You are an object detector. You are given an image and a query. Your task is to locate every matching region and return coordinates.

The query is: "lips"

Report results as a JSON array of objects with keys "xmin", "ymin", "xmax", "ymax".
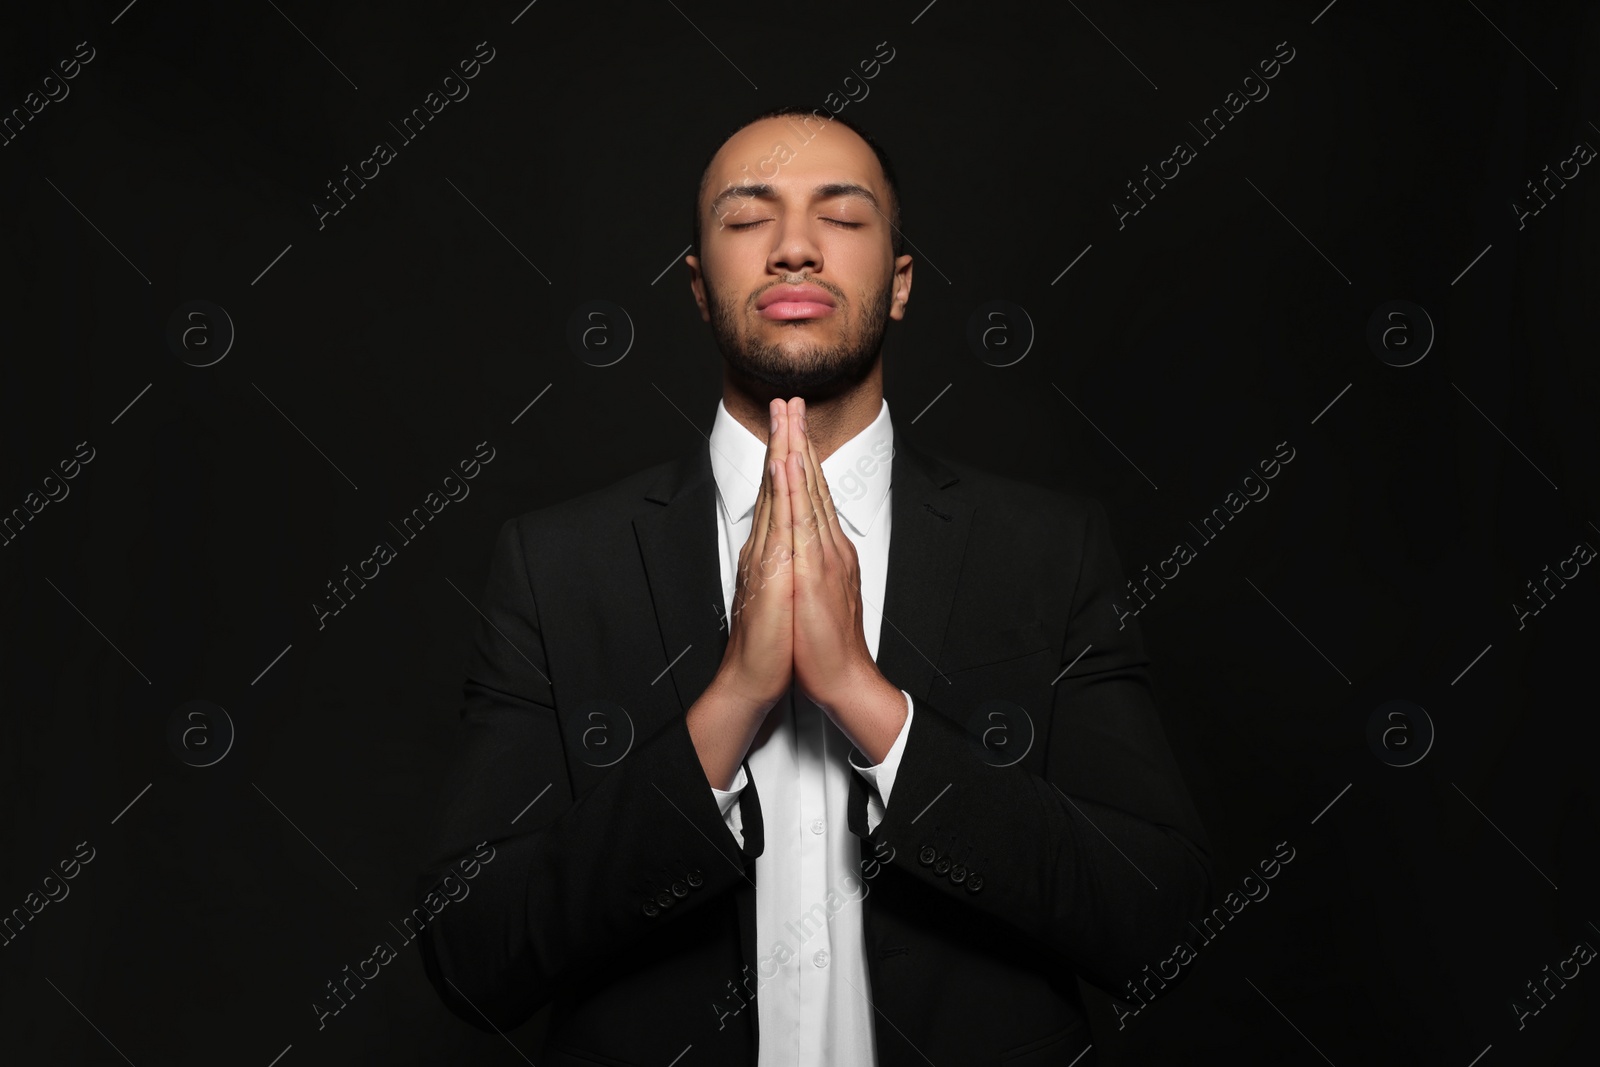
[{"xmin": 757, "ymin": 284, "xmax": 836, "ymax": 320}]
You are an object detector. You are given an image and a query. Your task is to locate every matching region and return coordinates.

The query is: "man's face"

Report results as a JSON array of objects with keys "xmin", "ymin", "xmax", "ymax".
[{"xmin": 688, "ymin": 116, "xmax": 912, "ymax": 398}]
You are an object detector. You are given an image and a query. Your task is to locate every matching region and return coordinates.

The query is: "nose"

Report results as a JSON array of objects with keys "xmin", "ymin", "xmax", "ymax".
[{"xmin": 766, "ymin": 215, "xmax": 822, "ymax": 276}]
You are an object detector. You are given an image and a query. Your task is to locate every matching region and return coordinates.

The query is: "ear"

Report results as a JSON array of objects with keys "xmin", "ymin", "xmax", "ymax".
[
  {"xmin": 686, "ymin": 253, "xmax": 711, "ymax": 322},
  {"xmin": 889, "ymin": 254, "xmax": 913, "ymax": 321}
]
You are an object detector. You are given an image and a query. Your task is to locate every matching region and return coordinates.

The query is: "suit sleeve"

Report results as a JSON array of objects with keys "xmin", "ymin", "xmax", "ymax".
[
  {"xmin": 854, "ymin": 498, "xmax": 1214, "ymax": 996},
  {"xmin": 414, "ymin": 516, "xmax": 762, "ymax": 1032}
]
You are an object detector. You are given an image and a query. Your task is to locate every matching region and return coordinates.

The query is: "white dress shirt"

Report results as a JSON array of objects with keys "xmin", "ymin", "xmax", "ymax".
[{"xmin": 705, "ymin": 396, "xmax": 915, "ymax": 1066}]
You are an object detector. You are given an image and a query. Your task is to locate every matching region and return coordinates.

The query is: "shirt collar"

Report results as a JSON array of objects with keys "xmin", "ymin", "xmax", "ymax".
[{"xmin": 708, "ymin": 397, "xmax": 894, "ymax": 538}]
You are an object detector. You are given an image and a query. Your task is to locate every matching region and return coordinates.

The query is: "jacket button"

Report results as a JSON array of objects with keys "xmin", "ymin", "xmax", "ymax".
[
  {"xmin": 686, "ymin": 869, "xmax": 703, "ymax": 887},
  {"xmin": 966, "ymin": 873, "xmax": 983, "ymax": 893},
  {"xmin": 950, "ymin": 864, "xmax": 966, "ymax": 884},
  {"xmin": 919, "ymin": 846, "xmax": 937, "ymax": 866},
  {"xmin": 671, "ymin": 881, "xmax": 688, "ymax": 898},
  {"xmin": 934, "ymin": 857, "xmax": 952, "ymax": 876},
  {"xmin": 643, "ymin": 901, "xmax": 659, "ymax": 917},
  {"xmin": 656, "ymin": 891, "xmax": 675, "ymax": 909}
]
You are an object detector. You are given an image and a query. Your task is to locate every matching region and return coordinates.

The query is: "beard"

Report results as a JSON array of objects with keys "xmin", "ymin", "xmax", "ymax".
[{"xmin": 706, "ymin": 274, "xmax": 892, "ymax": 399}]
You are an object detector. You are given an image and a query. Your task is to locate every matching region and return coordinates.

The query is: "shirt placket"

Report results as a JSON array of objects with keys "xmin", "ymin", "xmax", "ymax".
[{"xmin": 795, "ymin": 680, "xmax": 830, "ymax": 1065}]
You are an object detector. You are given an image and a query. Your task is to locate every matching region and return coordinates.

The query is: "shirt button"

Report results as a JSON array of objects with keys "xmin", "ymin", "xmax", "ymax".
[
  {"xmin": 813, "ymin": 950, "xmax": 829, "ymax": 968},
  {"xmin": 811, "ymin": 818, "xmax": 826, "ymax": 834}
]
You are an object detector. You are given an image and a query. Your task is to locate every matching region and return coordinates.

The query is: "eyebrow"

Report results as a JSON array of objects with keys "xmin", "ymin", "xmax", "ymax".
[{"xmin": 708, "ymin": 181, "xmax": 881, "ymax": 217}]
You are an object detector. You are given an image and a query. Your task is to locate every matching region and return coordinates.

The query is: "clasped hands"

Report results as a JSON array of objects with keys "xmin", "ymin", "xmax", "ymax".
[{"xmin": 718, "ymin": 397, "xmax": 906, "ymax": 762}]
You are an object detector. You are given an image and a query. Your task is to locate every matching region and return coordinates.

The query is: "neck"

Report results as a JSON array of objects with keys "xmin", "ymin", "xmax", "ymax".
[{"xmin": 721, "ymin": 362, "xmax": 884, "ymax": 463}]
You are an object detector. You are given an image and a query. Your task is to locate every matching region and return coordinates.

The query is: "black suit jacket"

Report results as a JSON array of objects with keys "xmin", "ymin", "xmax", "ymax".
[{"xmin": 415, "ymin": 429, "xmax": 1214, "ymax": 1066}]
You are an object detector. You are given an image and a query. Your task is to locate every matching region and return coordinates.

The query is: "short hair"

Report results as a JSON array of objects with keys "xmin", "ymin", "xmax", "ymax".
[{"xmin": 692, "ymin": 105, "xmax": 905, "ymax": 259}]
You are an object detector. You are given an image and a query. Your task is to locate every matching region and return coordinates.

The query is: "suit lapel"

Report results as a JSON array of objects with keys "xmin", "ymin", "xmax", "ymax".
[
  {"xmin": 632, "ymin": 442, "xmax": 729, "ymax": 726},
  {"xmin": 873, "ymin": 426, "xmax": 973, "ymax": 704}
]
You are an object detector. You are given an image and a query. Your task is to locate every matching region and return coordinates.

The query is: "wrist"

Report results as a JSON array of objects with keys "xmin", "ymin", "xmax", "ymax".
[
  {"xmin": 814, "ymin": 660, "xmax": 893, "ymax": 719},
  {"xmin": 707, "ymin": 666, "xmax": 781, "ymax": 720},
  {"xmin": 818, "ymin": 663, "xmax": 906, "ymax": 765}
]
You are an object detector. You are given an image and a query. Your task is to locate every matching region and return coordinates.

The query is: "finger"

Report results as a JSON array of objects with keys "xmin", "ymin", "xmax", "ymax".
[
  {"xmin": 771, "ymin": 451, "xmax": 794, "ymax": 583},
  {"xmin": 806, "ymin": 425, "xmax": 844, "ymax": 544},
  {"xmin": 757, "ymin": 460, "xmax": 786, "ymax": 584},
  {"xmin": 766, "ymin": 401, "xmax": 792, "ymax": 531},
  {"xmin": 750, "ymin": 400, "xmax": 787, "ymax": 562},
  {"xmin": 739, "ymin": 504, "xmax": 766, "ymax": 627},
  {"xmin": 738, "ymin": 468, "xmax": 768, "ymax": 623},
  {"xmin": 784, "ymin": 400, "xmax": 818, "ymax": 561},
  {"xmin": 786, "ymin": 445, "xmax": 820, "ymax": 578},
  {"xmin": 788, "ymin": 402, "xmax": 832, "ymax": 564},
  {"xmin": 795, "ymin": 402, "xmax": 843, "ymax": 557},
  {"xmin": 748, "ymin": 450, "xmax": 773, "ymax": 570},
  {"xmin": 769, "ymin": 403, "xmax": 796, "ymax": 564}
]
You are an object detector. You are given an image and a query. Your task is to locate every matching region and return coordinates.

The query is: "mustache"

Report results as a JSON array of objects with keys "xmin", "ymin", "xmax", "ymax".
[{"xmin": 749, "ymin": 279, "xmax": 846, "ymax": 308}]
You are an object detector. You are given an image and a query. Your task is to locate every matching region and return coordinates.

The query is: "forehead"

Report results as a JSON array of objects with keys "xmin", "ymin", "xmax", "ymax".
[{"xmin": 702, "ymin": 116, "xmax": 886, "ymax": 207}]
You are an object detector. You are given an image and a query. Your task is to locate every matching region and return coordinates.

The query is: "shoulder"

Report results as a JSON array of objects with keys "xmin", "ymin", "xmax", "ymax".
[
  {"xmin": 495, "ymin": 452, "xmax": 689, "ymax": 555},
  {"xmin": 927, "ymin": 449, "xmax": 1106, "ymax": 535}
]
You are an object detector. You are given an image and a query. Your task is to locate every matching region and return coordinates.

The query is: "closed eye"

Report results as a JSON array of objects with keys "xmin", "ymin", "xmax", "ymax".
[{"xmin": 727, "ymin": 219, "xmax": 863, "ymax": 230}]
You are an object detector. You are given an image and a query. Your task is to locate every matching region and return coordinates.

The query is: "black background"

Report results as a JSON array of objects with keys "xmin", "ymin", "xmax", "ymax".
[{"xmin": 2, "ymin": 0, "xmax": 1597, "ymax": 1063}]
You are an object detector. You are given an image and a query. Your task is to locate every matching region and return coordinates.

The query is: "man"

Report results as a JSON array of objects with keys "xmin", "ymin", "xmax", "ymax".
[{"xmin": 415, "ymin": 106, "xmax": 1214, "ymax": 1066}]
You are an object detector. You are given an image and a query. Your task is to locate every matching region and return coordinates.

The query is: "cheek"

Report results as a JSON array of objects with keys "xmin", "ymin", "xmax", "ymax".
[
  {"xmin": 708, "ymin": 259, "xmax": 769, "ymax": 312},
  {"xmin": 699, "ymin": 268, "xmax": 740, "ymax": 314}
]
